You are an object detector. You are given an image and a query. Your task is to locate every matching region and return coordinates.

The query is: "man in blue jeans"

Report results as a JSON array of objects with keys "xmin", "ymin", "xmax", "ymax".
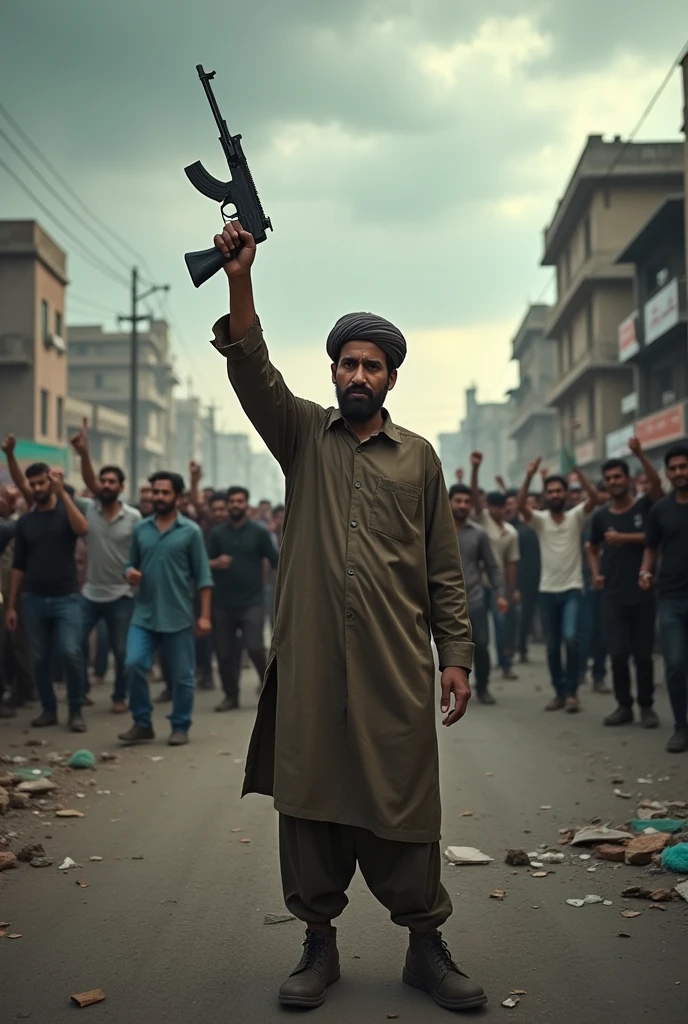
[
  {"xmin": 118, "ymin": 471, "xmax": 213, "ymax": 747},
  {"xmin": 640, "ymin": 443, "xmax": 688, "ymax": 753},
  {"xmin": 5, "ymin": 462, "xmax": 89, "ymax": 732},
  {"xmin": 70, "ymin": 418, "xmax": 141, "ymax": 713},
  {"xmin": 518, "ymin": 456, "xmax": 600, "ymax": 713}
]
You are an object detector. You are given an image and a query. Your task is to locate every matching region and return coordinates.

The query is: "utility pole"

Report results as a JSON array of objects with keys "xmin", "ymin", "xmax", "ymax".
[
  {"xmin": 118, "ymin": 267, "xmax": 169, "ymax": 500},
  {"xmin": 207, "ymin": 402, "xmax": 218, "ymax": 486}
]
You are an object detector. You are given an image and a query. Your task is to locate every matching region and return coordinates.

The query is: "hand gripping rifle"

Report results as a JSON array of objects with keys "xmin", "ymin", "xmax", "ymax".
[{"xmin": 184, "ymin": 65, "xmax": 272, "ymax": 288}]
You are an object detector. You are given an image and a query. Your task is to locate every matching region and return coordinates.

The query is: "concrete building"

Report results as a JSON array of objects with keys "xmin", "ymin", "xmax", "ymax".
[
  {"xmin": 541, "ymin": 135, "xmax": 684, "ymax": 476},
  {"xmin": 508, "ymin": 304, "xmax": 558, "ymax": 482},
  {"xmin": 0, "ymin": 221, "xmax": 68, "ymax": 455},
  {"xmin": 174, "ymin": 396, "xmax": 204, "ymax": 476},
  {"xmin": 611, "ymin": 193, "xmax": 687, "ymax": 464},
  {"xmin": 439, "ymin": 386, "xmax": 516, "ymax": 488},
  {"xmin": 67, "ymin": 319, "xmax": 178, "ymax": 487},
  {"xmin": 64, "ymin": 397, "xmax": 129, "ymax": 488},
  {"xmin": 202, "ymin": 427, "xmax": 251, "ymax": 491},
  {"xmin": 248, "ymin": 449, "xmax": 284, "ymax": 506}
]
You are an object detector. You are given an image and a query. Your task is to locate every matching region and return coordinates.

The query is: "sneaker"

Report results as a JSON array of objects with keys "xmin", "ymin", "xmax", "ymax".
[
  {"xmin": 592, "ymin": 679, "xmax": 611, "ymax": 695},
  {"xmin": 82, "ymin": 695, "xmax": 96, "ymax": 707},
  {"xmin": 639, "ymin": 707, "xmax": 659, "ymax": 730},
  {"xmin": 403, "ymin": 930, "xmax": 487, "ymax": 1011},
  {"xmin": 666, "ymin": 727, "xmax": 688, "ymax": 754},
  {"xmin": 604, "ymin": 706, "xmax": 634, "ymax": 727},
  {"xmin": 278, "ymin": 928, "xmax": 340, "ymax": 1008},
  {"xmin": 501, "ymin": 668, "xmax": 518, "ymax": 680},
  {"xmin": 545, "ymin": 697, "xmax": 565, "ymax": 711},
  {"xmin": 476, "ymin": 690, "xmax": 497, "ymax": 705},
  {"xmin": 215, "ymin": 695, "xmax": 239, "ymax": 712},
  {"xmin": 68, "ymin": 711, "xmax": 87, "ymax": 733},
  {"xmin": 168, "ymin": 730, "xmax": 189, "ymax": 746},
  {"xmin": 565, "ymin": 696, "xmax": 581, "ymax": 714},
  {"xmin": 111, "ymin": 700, "xmax": 128, "ymax": 714},
  {"xmin": 156, "ymin": 687, "xmax": 172, "ymax": 703},
  {"xmin": 118, "ymin": 724, "xmax": 155, "ymax": 745},
  {"xmin": 31, "ymin": 709, "xmax": 58, "ymax": 728}
]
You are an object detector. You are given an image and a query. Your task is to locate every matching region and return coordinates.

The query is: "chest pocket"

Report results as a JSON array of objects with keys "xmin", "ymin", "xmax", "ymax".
[{"xmin": 369, "ymin": 477, "xmax": 422, "ymax": 544}]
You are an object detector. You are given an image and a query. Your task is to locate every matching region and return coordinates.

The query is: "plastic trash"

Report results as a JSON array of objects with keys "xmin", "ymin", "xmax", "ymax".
[{"xmin": 660, "ymin": 843, "xmax": 688, "ymax": 873}]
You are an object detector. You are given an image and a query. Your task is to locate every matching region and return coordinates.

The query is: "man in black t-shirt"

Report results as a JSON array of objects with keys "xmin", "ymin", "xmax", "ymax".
[
  {"xmin": 641, "ymin": 443, "xmax": 688, "ymax": 754},
  {"xmin": 588, "ymin": 439, "xmax": 664, "ymax": 730},
  {"xmin": 6, "ymin": 463, "xmax": 89, "ymax": 732}
]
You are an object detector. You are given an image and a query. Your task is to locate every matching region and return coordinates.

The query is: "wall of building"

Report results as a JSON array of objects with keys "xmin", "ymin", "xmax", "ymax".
[{"xmin": 33, "ymin": 260, "xmax": 67, "ymax": 446}]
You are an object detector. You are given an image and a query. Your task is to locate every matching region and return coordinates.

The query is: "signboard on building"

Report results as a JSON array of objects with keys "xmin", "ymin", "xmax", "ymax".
[
  {"xmin": 574, "ymin": 439, "xmax": 596, "ymax": 466},
  {"xmin": 620, "ymin": 392, "xmax": 638, "ymax": 415},
  {"xmin": 618, "ymin": 312, "xmax": 639, "ymax": 362},
  {"xmin": 644, "ymin": 278, "xmax": 679, "ymax": 346},
  {"xmin": 605, "ymin": 427, "xmax": 632, "ymax": 459},
  {"xmin": 635, "ymin": 401, "xmax": 686, "ymax": 450}
]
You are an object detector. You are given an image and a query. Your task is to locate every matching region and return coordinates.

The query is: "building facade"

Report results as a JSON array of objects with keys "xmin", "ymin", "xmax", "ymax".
[
  {"xmin": 508, "ymin": 304, "xmax": 558, "ymax": 482},
  {"xmin": 0, "ymin": 220, "xmax": 68, "ymax": 450},
  {"xmin": 439, "ymin": 386, "xmax": 516, "ymax": 488},
  {"xmin": 67, "ymin": 319, "xmax": 178, "ymax": 487},
  {"xmin": 174, "ymin": 396, "xmax": 204, "ymax": 476},
  {"xmin": 541, "ymin": 136, "xmax": 684, "ymax": 476},
  {"xmin": 65, "ymin": 397, "xmax": 129, "ymax": 489}
]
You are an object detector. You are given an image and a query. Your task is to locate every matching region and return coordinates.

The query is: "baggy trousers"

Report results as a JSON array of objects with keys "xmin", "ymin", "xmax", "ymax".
[{"xmin": 279, "ymin": 814, "xmax": 452, "ymax": 932}]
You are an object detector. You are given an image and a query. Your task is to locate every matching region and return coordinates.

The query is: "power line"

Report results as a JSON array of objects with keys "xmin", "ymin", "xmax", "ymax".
[
  {"xmin": 0, "ymin": 153, "xmax": 130, "ymax": 289},
  {"xmin": 0, "ymin": 100, "xmax": 154, "ymax": 279},
  {"xmin": 68, "ymin": 293, "xmax": 121, "ymax": 316}
]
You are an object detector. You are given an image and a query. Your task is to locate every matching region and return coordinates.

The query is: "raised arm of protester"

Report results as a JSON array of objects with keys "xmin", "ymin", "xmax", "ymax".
[
  {"xmin": 517, "ymin": 456, "xmax": 541, "ymax": 523},
  {"xmin": 52, "ymin": 470, "xmax": 89, "ymax": 537},
  {"xmin": 189, "ymin": 461, "xmax": 203, "ymax": 511},
  {"xmin": 70, "ymin": 418, "xmax": 100, "ymax": 496},
  {"xmin": 569, "ymin": 462, "xmax": 600, "ymax": 515},
  {"xmin": 628, "ymin": 436, "xmax": 664, "ymax": 501},
  {"xmin": 469, "ymin": 451, "xmax": 483, "ymax": 514},
  {"xmin": 1, "ymin": 434, "xmax": 32, "ymax": 505}
]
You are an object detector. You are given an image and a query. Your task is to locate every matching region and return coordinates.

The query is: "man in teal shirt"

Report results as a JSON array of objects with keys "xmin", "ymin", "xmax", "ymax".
[{"xmin": 119, "ymin": 471, "xmax": 213, "ymax": 747}]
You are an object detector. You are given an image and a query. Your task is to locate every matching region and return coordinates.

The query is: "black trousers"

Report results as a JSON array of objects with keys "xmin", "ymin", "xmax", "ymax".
[
  {"xmin": 212, "ymin": 605, "xmax": 266, "ymax": 698},
  {"xmin": 518, "ymin": 582, "xmax": 539, "ymax": 656},
  {"xmin": 468, "ymin": 602, "xmax": 490, "ymax": 692},
  {"xmin": 602, "ymin": 598, "xmax": 655, "ymax": 708}
]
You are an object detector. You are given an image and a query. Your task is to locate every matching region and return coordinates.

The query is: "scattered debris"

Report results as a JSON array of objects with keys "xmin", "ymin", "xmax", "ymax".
[
  {"xmin": 240, "ymin": 838, "xmax": 252, "ymax": 844},
  {"xmin": 538, "ymin": 852, "xmax": 565, "ymax": 864},
  {"xmin": 0, "ymin": 786, "xmax": 10, "ymax": 815},
  {"xmin": 489, "ymin": 890, "xmax": 507, "ymax": 900},
  {"xmin": 16, "ymin": 778, "xmax": 57, "ymax": 795},
  {"xmin": 58, "ymin": 857, "xmax": 78, "ymax": 871},
  {"xmin": 17, "ymin": 844, "xmax": 44, "ymax": 863},
  {"xmin": 620, "ymin": 910, "xmax": 642, "ymax": 919},
  {"xmin": 230, "ymin": 828, "xmax": 243, "ymax": 834},
  {"xmin": 8, "ymin": 933, "xmax": 22, "ymax": 939},
  {"xmin": 674, "ymin": 881, "xmax": 688, "ymax": 902},
  {"xmin": 630, "ymin": 818, "xmax": 685, "ymax": 834},
  {"xmin": 30, "ymin": 857, "xmax": 53, "ymax": 868},
  {"xmin": 89, "ymin": 856, "xmax": 103, "ymax": 862},
  {"xmin": 151, "ymin": 756, "xmax": 164, "ymax": 763},
  {"xmin": 386, "ymin": 1015, "xmax": 400, "ymax": 1021},
  {"xmin": 0, "ymin": 851, "xmax": 17, "ymax": 871},
  {"xmin": 76, "ymin": 881, "xmax": 89, "ymax": 889},
  {"xmin": 55, "ymin": 809, "xmax": 85, "ymax": 818},
  {"xmin": 444, "ymin": 846, "xmax": 493, "ymax": 865},
  {"xmin": 620, "ymin": 886, "xmax": 680, "ymax": 902},
  {"xmin": 660, "ymin": 844, "xmax": 688, "ymax": 873},
  {"xmin": 263, "ymin": 913, "xmax": 296, "ymax": 925},
  {"xmin": 505, "ymin": 850, "xmax": 530, "ymax": 866},
  {"xmin": 67, "ymin": 750, "xmax": 96, "ymax": 770},
  {"xmin": 637, "ymin": 778, "xmax": 653, "ymax": 785},
  {"xmin": 70, "ymin": 990, "xmax": 106, "ymax": 1008},
  {"xmin": 539, "ymin": 805, "xmax": 552, "ymax": 810},
  {"xmin": 624, "ymin": 833, "xmax": 671, "ymax": 865},
  {"xmin": 617, "ymin": 931, "xmax": 631, "ymax": 938},
  {"xmin": 460, "ymin": 810, "xmax": 474, "ymax": 817},
  {"xmin": 595, "ymin": 844, "xmax": 627, "ymax": 862},
  {"xmin": 613, "ymin": 789, "xmax": 632, "ymax": 800},
  {"xmin": 610, "ymin": 775, "xmax": 625, "ymax": 785},
  {"xmin": 531, "ymin": 871, "xmax": 549, "ymax": 878},
  {"xmin": 502, "ymin": 997, "xmax": 519, "ymax": 1008},
  {"xmin": 98, "ymin": 752, "xmax": 119, "ymax": 762},
  {"xmin": 8, "ymin": 792, "xmax": 31, "ymax": 810},
  {"xmin": 571, "ymin": 825, "xmax": 633, "ymax": 846},
  {"xmin": 566, "ymin": 895, "xmax": 605, "ymax": 907},
  {"xmin": 578, "ymin": 854, "xmax": 592, "ymax": 861}
]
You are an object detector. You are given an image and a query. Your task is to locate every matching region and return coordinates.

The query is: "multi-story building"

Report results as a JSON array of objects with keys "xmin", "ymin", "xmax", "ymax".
[
  {"xmin": 508, "ymin": 304, "xmax": 558, "ymax": 482},
  {"xmin": 174, "ymin": 396, "xmax": 204, "ymax": 476},
  {"xmin": 248, "ymin": 449, "xmax": 284, "ymax": 505},
  {"xmin": 541, "ymin": 135, "xmax": 684, "ymax": 476},
  {"xmin": 202, "ymin": 426, "xmax": 251, "ymax": 491},
  {"xmin": 611, "ymin": 193, "xmax": 687, "ymax": 464},
  {"xmin": 67, "ymin": 319, "xmax": 178, "ymax": 487},
  {"xmin": 0, "ymin": 220, "xmax": 69, "ymax": 471},
  {"xmin": 64, "ymin": 397, "xmax": 129, "ymax": 488},
  {"xmin": 439, "ymin": 386, "xmax": 516, "ymax": 488}
]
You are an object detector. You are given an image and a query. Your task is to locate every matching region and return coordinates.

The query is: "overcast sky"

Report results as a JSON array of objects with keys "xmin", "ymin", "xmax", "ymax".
[{"xmin": 1, "ymin": 1, "xmax": 685, "ymax": 450}]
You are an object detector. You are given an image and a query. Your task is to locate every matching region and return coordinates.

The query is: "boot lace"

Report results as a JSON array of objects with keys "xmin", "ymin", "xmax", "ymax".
[
  {"xmin": 424, "ymin": 931, "xmax": 465, "ymax": 977},
  {"xmin": 298, "ymin": 930, "xmax": 331, "ymax": 973}
]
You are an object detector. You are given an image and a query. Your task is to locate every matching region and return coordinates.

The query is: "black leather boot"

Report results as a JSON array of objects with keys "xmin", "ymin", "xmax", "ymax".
[
  {"xmin": 278, "ymin": 927, "xmax": 340, "ymax": 1008},
  {"xmin": 403, "ymin": 931, "xmax": 487, "ymax": 1010}
]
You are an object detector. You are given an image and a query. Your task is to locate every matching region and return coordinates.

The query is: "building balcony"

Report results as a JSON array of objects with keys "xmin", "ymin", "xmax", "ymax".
[
  {"xmin": 546, "ymin": 253, "xmax": 633, "ymax": 338},
  {"xmin": 509, "ymin": 392, "xmax": 557, "ymax": 438},
  {"xmin": 547, "ymin": 340, "xmax": 625, "ymax": 406},
  {"xmin": 0, "ymin": 334, "xmax": 32, "ymax": 365}
]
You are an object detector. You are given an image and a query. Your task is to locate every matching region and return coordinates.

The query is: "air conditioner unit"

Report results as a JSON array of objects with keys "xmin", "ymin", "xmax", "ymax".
[
  {"xmin": 661, "ymin": 390, "xmax": 676, "ymax": 407},
  {"xmin": 44, "ymin": 333, "xmax": 66, "ymax": 354}
]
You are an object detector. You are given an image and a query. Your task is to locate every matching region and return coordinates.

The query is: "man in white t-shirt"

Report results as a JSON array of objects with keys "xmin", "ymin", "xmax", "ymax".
[{"xmin": 518, "ymin": 457, "xmax": 600, "ymax": 713}]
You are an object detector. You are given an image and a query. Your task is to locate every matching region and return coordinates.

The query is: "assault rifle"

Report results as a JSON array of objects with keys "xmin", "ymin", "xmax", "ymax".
[{"xmin": 183, "ymin": 64, "xmax": 272, "ymax": 287}]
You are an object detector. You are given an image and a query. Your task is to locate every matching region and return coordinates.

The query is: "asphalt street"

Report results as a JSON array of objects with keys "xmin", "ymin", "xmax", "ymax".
[{"xmin": 1, "ymin": 651, "xmax": 687, "ymax": 1024}]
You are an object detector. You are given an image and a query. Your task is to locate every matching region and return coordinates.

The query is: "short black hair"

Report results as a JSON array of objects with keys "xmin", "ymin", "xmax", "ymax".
[
  {"xmin": 544, "ymin": 474, "xmax": 568, "ymax": 490},
  {"xmin": 449, "ymin": 483, "xmax": 471, "ymax": 498},
  {"xmin": 486, "ymin": 491, "xmax": 506, "ymax": 507},
  {"xmin": 228, "ymin": 486, "xmax": 249, "ymax": 501},
  {"xmin": 505, "ymin": 488, "xmax": 518, "ymax": 498},
  {"xmin": 258, "ymin": 498, "xmax": 271, "ymax": 506},
  {"xmin": 99, "ymin": 464, "xmax": 125, "ymax": 484},
  {"xmin": 273, "ymin": 504, "xmax": 285, "ymax": 514},
  {"xmin": 602, "ymin": 458, "xmax": 629, "ymax": 477},
  {"xmin": 209, "ymin": 491, "xmax": 228, "ymax": 505},
  {"xmin": 149, "ymin": 470, "xmax": 184, "ymax": 495},
  {"xmin": 665, "ymin": 443, "xmax": 688, "ymax": 467},
  {"xmin": 25, "ymin": 462, "xmax": 51, "ymax": 479}
]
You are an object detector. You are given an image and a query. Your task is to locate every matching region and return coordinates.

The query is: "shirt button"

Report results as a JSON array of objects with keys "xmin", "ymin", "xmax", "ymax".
[
  {"xmin": 354, "ymin": 482, "xmax": 361, "ymax": 489},
  {"xmin": 356, "ymin": 446, "xmax": 363, "ymax": 453},
  {"xmin": 351, "ymin": 521, "xmax": 358, "ymax": 528},
  {"xmin": 347, "ymin": 568, "xmax": 355, "ymax": 576},
  {"xmin": 346, "ymin": 610, "xmax": 354, "ymax": 619}
]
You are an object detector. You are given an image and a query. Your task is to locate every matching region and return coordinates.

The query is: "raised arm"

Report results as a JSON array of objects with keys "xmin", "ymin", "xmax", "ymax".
[
  {"xmin": 571, "ymin": 464, "xmax": 600, "ymax": 515},
  {"xmin": 628, "ymin": 436, "xmax": 664, "ymax": 502},
  {"xmin": 517, "ymin": 456, "xmax": 541, "ymax": 523},
  {"xmin": 210, "ymin": 222, "xmax": 320, "ymax": 473},
  {"xmin": 1, "ymin": 435, "xmax": 32, "ymax": 506},
  {"xmin": 70, "ymin": 418, "xmax": 101, "ymax": 496},
  {"xmin": 189, "ymin": 461, "xmax": 202, "ymax": 510},
  {"xmin": 469, "ymin": 451, "xmax": 483, "ymax": 514},
  {"xmin": 639, "ymin": 504, "xmax": 661, "ymax": 591},
  {"xmin": 52, "ymin": 471, "xmax": 88, "ymax": 536}
]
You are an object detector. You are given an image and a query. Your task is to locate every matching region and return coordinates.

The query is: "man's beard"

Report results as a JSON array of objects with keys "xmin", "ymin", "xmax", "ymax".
[
  {"xmin": 100, "ymin": 489, "xmax": 118, "ymax": 505},
  {"xmin": 548, "ymin": 498, "xmax": 566, "ymax": 513},
  {"xmin": 154, "ymin": 499, "xmax": 176, "ymax": 515},
  {"xmin": 229, "ymin": 507, "xmax": 246, "ymax": 521},
  {"xmin": 336, "ymin": 382, "xmax": 388, "ymax": 423},
  {"xmin": 33, "ymin": 490, "xmax": 52, "ymax": 505}
]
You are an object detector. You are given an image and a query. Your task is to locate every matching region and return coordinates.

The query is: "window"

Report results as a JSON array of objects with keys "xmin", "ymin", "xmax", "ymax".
[
  {"xmin": 585, "ymin": 301, "xmax": 594, "ymax": 349},
  {"xmin": 95, "ymin": 373, "xmax": 103, "ymax": 389},
  {"xmin": 56, "ymin": 396, "xmax": 64, "ymax": 440},
  {"xmin": 41, "ymin": 299, "xmax": 49, "ymax": 341},
  {"xmin": 583, "ymin": 215, "xmax": 591, "ymax": 259},
  {"xmin": 55, "ymin": 310, "xmax": 63, "ymax": 338},
  {"xmin": 40, "ymin": 388, "xmax": 49, "ymax": 436}
]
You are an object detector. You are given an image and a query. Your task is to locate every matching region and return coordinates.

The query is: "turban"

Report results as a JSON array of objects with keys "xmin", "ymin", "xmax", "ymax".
[{"xmin": 326, "ymin": 312, "xmax": 407, "ymax": 370}]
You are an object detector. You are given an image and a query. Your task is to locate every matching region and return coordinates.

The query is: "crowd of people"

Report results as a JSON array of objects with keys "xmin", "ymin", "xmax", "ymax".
[
  {"xmin": 0, "ymin": 424, "xmax": 283, "ymax": 746},
  {"xmin": 449, "ymin": 439, "xmax": 688, "ymax": 754}
]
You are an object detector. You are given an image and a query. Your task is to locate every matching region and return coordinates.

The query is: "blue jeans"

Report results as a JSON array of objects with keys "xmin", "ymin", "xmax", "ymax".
[
  {"xmin": 22, "ymin": 592, "xmax": 84, "ymax": 713},
  {"xmin": 579, "ymin": 589, "xmax": 607, "ymax": 682},
  {"xmin": 125, "ymin": 625, "xmax": 195, "ymax": 732},
  {"xmin": 81, "ymin": 596, "xmax": 133, "ymax": 703},
  {"xmin": 484, "ymin": 587, "xmax": 510, "ymax": 670},
  {"xmin": 658, "ymin": 598, "xmax": 688, "ymax": 728},
  {"xmin": 94, "ymin": 620, "xmax": 109, "ymax": 678},
  {"xmin": 540, "ymin": 590, "xmax": 582, "ymax": 697}
]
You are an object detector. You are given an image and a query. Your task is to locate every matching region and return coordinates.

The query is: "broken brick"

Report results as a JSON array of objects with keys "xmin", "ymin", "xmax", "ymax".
[
  {"xmin": 624, "ymin": 833, "xmax": 671, "ymax": 866},
  {"xmin": 595, "ymin": 843, "xmax": 627, "ymax": 862}
]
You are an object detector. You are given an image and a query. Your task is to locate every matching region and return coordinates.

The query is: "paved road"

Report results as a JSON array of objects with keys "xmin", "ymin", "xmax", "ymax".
[{"xmin": 2, "ymin": 653, "xmax": 687, "ymax": 1023}]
